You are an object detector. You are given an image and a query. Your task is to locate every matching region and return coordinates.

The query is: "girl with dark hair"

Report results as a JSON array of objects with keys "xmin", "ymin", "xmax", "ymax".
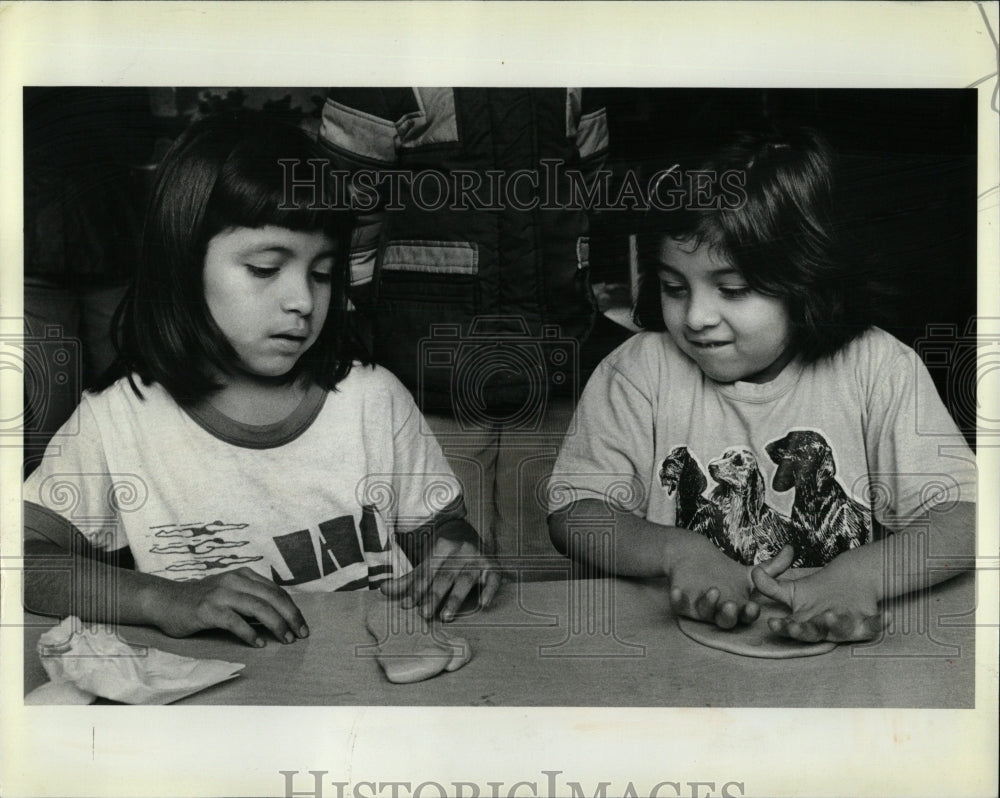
[
  {"xmin": 24, "ymin": 112, "xmax": 500, "ymax": 648},
  {"xmin": 548, "ymin": 125, "xmax": 975, "ymax": 644}
]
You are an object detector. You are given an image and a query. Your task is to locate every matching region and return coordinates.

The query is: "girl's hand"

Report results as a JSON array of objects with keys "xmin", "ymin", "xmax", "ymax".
[
  {"xmin": 150, "ymin": 567, "xmax": 309, "ymax": 647},
  {"xmin": 381, "ymin": 524, "xmax": 502, "ymax": 622},
  {"xmin": 751, "ymin": 555, "xmax": 889, "ymax": 643},
  {"xmin": 666, "ymin": 538, "xmax": 794, "ymax": 629}
]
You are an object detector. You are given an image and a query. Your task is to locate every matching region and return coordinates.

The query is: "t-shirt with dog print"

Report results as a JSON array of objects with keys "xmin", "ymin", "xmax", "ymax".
[
  {"xmin": 548, "ymin": 328, "xmax": 977, "ymax": 566},
  {"xmin": 24, "ymin": 364, "xmax": 464, "ymax": 591}
]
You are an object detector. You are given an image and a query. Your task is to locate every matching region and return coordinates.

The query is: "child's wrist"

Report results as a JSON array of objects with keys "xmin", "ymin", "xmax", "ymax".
[
  {"xmin": 134, "ymin": 574, "xmax": 174, "ymax": 627},
  {"xmin": 821, "ymin": 546, "xmax": 883, "ymax": 601},
  {"xmin": 658, "ymin": 527, "xmax": 700, "ymax": 578}
]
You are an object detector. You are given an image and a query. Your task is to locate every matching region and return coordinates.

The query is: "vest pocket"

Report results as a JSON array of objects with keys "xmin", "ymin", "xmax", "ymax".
[{"xmin": 381, "ymin": 240, "xmax": 478, "ymax": 277}]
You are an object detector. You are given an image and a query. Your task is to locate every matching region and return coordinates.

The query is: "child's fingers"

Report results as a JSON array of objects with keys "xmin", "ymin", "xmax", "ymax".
[
  {"xmin": 220, "ymin": 570, "xmax": 309, "ymax": 638},
  {"xmin": 694, "ymin": 587, "xmax": 721, "ymax": 621},
  {"xmin": 437, "ymin": 559, "xmax": 503, "ymax": 621},
  {"xmin": 750, "ymin": 565, "xmax": 795, "ymax": 609},
  {"xmin": 770, "ymin": 608, "xmax": 889, "ymax": 643},
  {"xmin": 739, "ymin": 601, "xmax": 761, "ymax": 625},
  {"xmin": 380, "ymin": 568, "xmax": 415, "ymax": 598},
  {"xmin": 406, "ymin": 539, "xmax": 460, "ymax": 608},
  {"xmin": 767, "ymin": 616, "xmax": 824, "ymax": 643},
  {"xmin": 201, "ymin": 605, "xmax": 265, "ymax": 648},
  {"xmin": 382, "ymin": 542, "xmax": 450, "ymax": 607},
  {"xmin": 817, "ymin": 610, "xmax": 857, "ymax": 642},
  {"xmin": 216, "ymin": 591, "xmax": 301, "ymax": 645},
  {"xmin": 419, "ymin": 565, "xmax": 459, "ymax": 619},
  {"xmin": 479, "ymin": 566, "xmax": 502, "ymax": 608},
  {"xmin": 669, "ymin": 587, "xmax": 692, "ymax": 617},
  {"xmin": 821, "ymin": 609, "xmax": 888, "ymax": 642},
  {"xmin": 713, "ymin": 600, "xmax": 741, "ymax": 629},
  {"xmin": 757, "ymin": 544, "xmax": 796, "ymax": 578},
  {"xmin": 438, "ymin": 567, "xmax": 481, "ymax": 622}
]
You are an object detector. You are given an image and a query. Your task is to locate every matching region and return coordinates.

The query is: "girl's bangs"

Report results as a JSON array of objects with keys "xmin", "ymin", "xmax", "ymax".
[{"xmin": 209, "ymin": 154, "xmax": 338, "ymax": 234}]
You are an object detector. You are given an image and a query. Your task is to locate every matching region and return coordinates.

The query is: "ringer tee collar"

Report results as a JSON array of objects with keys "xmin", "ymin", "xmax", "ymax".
[
  {"xmin": 184, "ymin": 382, "xmax": 328, "ymax": 448},
  {"xmin": 711, "ymin": 357, "xmax": 804, "ymax": 403}
]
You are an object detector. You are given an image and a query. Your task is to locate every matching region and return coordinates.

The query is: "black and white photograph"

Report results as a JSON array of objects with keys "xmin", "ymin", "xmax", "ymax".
[{"xmin": 1, "ymin": 4, "xmax": 997, "ymax": 798}]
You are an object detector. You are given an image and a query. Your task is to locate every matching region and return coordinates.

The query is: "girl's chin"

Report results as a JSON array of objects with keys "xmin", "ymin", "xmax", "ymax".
[{"xmin": 229, "ymin": 362, "xmax": 302, "ymax": 385}]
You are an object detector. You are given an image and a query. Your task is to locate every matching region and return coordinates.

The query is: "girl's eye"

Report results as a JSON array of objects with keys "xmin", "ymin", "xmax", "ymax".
[
  {"xmin": 311, "ymin": 271, "xmax": 333, "ymax": 284},
  {"xmin": 246, "ymin": 264, "xmax": 279, "ymax": 278},
  {"xmin": 719, "ymin": 285, "xmax": 751, "ymax": 299},
  {"xmin": 660, "ymin": 283, "xmax": 687, "ymax": 298}
]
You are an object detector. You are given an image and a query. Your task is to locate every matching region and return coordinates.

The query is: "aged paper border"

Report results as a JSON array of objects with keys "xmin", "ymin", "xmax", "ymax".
[{"xmin": 1, "ymin": 2, "xmax": 997, "ymax": 797}]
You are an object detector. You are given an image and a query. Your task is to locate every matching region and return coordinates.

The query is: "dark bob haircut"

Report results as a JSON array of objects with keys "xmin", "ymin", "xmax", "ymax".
[
  {"xmin": 102, "ymin": 110, "xmax": 359, "ymax": 403},
  {"xmin": 633, "ymin": 124, "xmax": 894, "ymax": 363}
]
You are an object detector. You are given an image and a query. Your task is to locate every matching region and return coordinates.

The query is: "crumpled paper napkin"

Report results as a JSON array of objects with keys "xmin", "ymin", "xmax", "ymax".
[{"xmin": 26, "ymin": 617, "xmax": 244, "ymax": 705}]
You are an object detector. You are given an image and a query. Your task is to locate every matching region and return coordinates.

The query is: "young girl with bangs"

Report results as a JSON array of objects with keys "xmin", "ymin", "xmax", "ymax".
[
  {"xmin": 548, "ymin": 125, "xmax": 976, "ymax": 643},
  {"xmin": 24, "ymin": 112, "xmax": 499, "ymax": 648}
]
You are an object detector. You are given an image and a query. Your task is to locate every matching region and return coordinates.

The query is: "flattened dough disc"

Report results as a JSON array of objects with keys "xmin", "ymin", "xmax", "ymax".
[
  {"xmin": 676, "ymin": 599, "xmax": 837, "ymax": 659},
  {"xmin": 365, "ymin": 600, "xmax": 473, "ymax": 683}
]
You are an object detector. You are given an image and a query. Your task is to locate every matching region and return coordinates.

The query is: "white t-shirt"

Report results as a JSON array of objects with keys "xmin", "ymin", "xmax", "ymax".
[
  {"xmin": 24, "ymin": 365, "xmax": 463, "ymax": 591},
  {"xmin": 549, "ymin": 329, "xmax": 977, "ymax": 567}
]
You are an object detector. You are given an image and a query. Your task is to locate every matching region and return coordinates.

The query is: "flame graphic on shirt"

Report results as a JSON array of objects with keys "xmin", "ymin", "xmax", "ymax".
[
  {"xmin": 151, "ymin": 521, "xmax": 249, "ymax": 539},
  {"xmin": 159, "ymin": 554, "xmax": 262, "ymax": 573},
  {"xmin": 151, "ymin": 537, "xmax": 249, "ymax": 555}
]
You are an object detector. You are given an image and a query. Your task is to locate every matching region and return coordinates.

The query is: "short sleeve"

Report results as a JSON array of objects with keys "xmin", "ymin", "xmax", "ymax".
[
  {"xmin": 23, "ymin": 396, "xmax": 125, "ymax": 552},
  {"xmin": 378, "ymin": 372, "xmax": 465, "ymax": 534},
  {"xmin": 548, "ymin": 357, "xmax": 654, "ymax": 516},
  {"xmin": 864, "ymin": 344, "xmax": 977, "ymax": 528}
]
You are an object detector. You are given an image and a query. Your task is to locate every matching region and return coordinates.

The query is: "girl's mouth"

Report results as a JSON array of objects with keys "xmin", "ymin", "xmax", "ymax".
[{"xmin": 271, "ymin": 333, "xmax": 308, "ymax": 351}]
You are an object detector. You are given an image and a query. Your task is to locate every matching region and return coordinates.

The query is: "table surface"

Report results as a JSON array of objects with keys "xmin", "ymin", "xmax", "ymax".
[{"xmin": 23, "ymin": 574, "xmax": 976, "ymax": 707}]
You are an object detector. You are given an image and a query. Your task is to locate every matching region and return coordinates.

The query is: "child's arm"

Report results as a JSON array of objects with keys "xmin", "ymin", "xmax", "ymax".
[
  {"xmin": 24, "ymin": 507, "xmax": 309, "ymax": 647},
  {"xmin": 752, "ymin": 500, "xmax": 975, "ymax": 642},
  {"xmin": 380, "ymin": 516, "xmax": 502, "ymax": 622},
  {"xmin": 550, "ymin": 499, "xmax": 794, "ymax": 629}
]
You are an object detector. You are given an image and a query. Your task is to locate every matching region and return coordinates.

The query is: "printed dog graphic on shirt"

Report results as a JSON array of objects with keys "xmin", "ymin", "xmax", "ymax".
[
  {"xmin": 659, "ymin": 446, "xmax": 718, "ymax": 528},
  {"xmin": 660, "ymin": 432, "xmax": 872, "ymax": 567},
  {"xmin": 707, "ymin": 447, "xmax": 793, "ymax": 565},
  {"xmin": 659, "ymin": 446, "xmax": 735, "ymax": 560},
  {"xmin": 765, "ymin": 430, "xmax": 872, "ymax": 566}
]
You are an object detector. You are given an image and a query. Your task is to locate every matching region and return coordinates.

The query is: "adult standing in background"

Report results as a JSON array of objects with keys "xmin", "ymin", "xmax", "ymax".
[
  {"xmin": 22, "ymin": 88, "xmax": 145, "ymax": 474},
  {"xmin": 320, "ymin": 88, "xmax": 626, "ymax": 577}
]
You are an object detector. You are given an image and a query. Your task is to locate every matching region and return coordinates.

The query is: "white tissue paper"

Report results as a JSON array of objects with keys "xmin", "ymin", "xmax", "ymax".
[{"xmin": 27, "ymin": 617, "xmax": 244, "ymax": 705}]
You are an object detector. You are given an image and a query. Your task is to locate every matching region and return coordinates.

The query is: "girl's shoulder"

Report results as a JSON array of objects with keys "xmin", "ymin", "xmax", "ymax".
[
  {"xmin": 327, "ymin": 362, "xmax": 415, "ymax": 404},
  {"xmin": 333, "ymin": 361, "xmax": 407, "ymax": 389},
  {"xmin": 825, "ymin": 326, "xmax": 919, "ymax": 374},
  {"xmin": 81, "ymin": 374, "xmax": 175, "ymax": 413},
  {"xmin": 597, "ymin": 331, "xmax": 700, "ymax": 382}
]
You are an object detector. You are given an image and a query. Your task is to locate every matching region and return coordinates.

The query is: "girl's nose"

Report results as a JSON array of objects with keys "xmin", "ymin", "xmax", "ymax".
[
  {"xmin": 280, "ymin": 273, "xmax": 313, "ymax": 316},
  {"xmin": 684, "ymin": 291, "xmax": 720, "ymax": 330}
]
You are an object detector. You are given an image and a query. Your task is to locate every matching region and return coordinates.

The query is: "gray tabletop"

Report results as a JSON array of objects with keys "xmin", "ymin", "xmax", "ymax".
[{"xmin": 23, "ymin": 574, "xmax": 975, "ymax": 707}]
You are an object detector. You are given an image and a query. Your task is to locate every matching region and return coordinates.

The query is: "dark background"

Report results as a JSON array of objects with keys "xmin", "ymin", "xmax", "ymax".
[{"xmin": 23, "ymin": 87, "xmax": 978, "ymax": 447}]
